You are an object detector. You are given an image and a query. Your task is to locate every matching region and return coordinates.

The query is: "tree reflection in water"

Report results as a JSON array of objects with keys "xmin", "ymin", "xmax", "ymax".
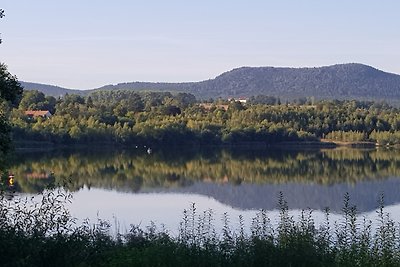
[
  {"xmin": 5, "ymin": 147, "xmax": 400, "ymax": 213},
  {"xmin": 7, "ymin": 147, "xmax": 400, "ymax": 194}
]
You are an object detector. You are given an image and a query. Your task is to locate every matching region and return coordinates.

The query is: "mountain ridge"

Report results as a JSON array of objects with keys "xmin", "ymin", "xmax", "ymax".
[
  {"xmin": 20, "ymin": 81, "xmax": 85, "ymax": 96},
  {"xmin": 20, "ymin": 63, "xmax": 400, "ymax": 103}
]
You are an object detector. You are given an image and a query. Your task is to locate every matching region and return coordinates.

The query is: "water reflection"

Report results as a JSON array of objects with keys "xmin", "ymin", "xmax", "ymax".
[
  {"xmin": 0, "ymin": 156, "xmax": 18, "ymax": 200},
  {"xmin": 7, "ymin": 147, "xmax": 400, "ymax": 212}
]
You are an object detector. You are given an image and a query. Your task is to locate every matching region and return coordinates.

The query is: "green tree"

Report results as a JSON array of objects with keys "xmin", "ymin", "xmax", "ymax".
[
  {"xmin": 0, "ymin": 112, "xmax": 11, "ymax": 155},
  {"xmin": 113, "ymin": 103, "xmax": 127, "ymax": 117},
  {"xmin": 174, "ymin": 93, "xmax": 196, "ymax": 108},
  {"xmin": 0, "ymin": 63, "xmax": 23, "ymax": 107},
  {"xmin": 1, "ymin": 13, "xmax": 23, "ymax": 106},
  {"xmin": 19, "ymin": 90, "xmax": 46, "ymax": 110},
  {"xmin": 0, "ymin": 12, "xmax": 23, "ymax": 155},
  {"xmin": 228, "ymin": 100, "xmax": 245, "ymax": 111}
]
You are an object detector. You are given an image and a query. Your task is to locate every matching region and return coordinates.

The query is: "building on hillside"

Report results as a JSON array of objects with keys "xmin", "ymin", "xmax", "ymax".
[
  {"xmin": 228, "ymin": 97, "xmax": 247, "ymax": 104},
  {"xmin": 25, "ymin": 110, "xmax": 52, "ymax": 119}
]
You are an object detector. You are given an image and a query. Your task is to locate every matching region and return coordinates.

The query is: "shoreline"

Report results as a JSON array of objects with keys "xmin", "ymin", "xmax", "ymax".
[
  {"xmin": 319, "ymin": 139, "xmax": 377, "ymax": 148},
  {"xmin": 12, "ymin": 139, "xmax": 384, "ymax": 152}
]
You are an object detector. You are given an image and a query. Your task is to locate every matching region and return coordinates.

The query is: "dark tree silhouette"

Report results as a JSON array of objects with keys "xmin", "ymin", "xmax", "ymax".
[{"xmin": 0, "ymin": 9, "xmax": 23, "ymax": 155}]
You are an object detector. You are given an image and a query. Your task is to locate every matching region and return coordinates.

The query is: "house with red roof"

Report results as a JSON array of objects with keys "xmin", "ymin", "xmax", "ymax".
[{"xmin": 25, "ymin": 110, "xmax": 52, "ymax": 118}]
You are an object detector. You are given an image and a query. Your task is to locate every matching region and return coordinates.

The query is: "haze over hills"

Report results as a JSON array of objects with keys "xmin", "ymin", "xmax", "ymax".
[{"xmin": 21, "ymin": 63, "xmax": 400, "ymax": 103}]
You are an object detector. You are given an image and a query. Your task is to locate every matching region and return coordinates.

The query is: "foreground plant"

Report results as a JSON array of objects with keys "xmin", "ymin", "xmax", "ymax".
[{"xmin": 1, "ymin": 189, "xmax": 400, "ymax": 266}]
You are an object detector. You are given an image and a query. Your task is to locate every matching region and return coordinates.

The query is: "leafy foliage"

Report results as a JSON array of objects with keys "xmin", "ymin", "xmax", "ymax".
[
  {"xmin": 0, "ymin": 14, "xmax": 24, "ymax": 155},
  {"xmin": 10, "ymin": 91, "xmax": 400, "ymax": 147},
  {"xmin": 0, "ymin": 63, "xmax": 23, "ymax": 107},
  {"xmin": 0, "ymin": 63, "xmax": 23, "ymax": 156},
  {"xmin": 0, "ymin": 112, "xmax": 11, "ymax": 156}
]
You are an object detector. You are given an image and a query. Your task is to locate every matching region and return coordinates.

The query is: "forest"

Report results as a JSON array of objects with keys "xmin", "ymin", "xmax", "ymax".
[{"xmin": 8, "ymin": 89, "xmax": 400, "ymax": 148}]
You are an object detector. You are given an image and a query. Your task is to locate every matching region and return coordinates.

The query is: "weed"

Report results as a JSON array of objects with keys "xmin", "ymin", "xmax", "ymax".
[{"xmin": 1, "ymin": 189, "xmax": 400, "ymax": 266}]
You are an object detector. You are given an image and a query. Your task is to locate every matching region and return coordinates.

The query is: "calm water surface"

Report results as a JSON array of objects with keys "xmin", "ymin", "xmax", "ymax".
[{"xmin": 6, "ymin": 147, "xmax": 400, "ymax": 233}]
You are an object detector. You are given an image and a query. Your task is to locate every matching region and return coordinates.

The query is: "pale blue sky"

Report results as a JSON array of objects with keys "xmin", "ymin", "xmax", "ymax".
[{"xmin": 1, "ymin": 0, "xmax": 399, "ymax": 89}]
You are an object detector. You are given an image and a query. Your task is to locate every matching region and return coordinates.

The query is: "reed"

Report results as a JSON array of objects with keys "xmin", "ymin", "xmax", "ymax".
[{"xmin": 1, "ymin": 188, "xmax": 400, "ymax": 266}]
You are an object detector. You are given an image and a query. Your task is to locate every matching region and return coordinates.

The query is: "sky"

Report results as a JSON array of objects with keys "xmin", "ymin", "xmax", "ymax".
[{"xmin": 0, "ymin": 0, "xmax": 399, "ymax": 89}]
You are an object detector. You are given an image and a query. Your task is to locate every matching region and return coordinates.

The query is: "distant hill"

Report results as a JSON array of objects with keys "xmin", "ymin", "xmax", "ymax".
[
  {"xmin": 20, "ymin": 63, "xmax": 400, "ymax": 103},
  {"xmin": 19, "ymin": 82, "xmax": 86, "ymax": 97},
  {"xmin": 206, "ymin": 63, "xmax": 400, "ymax": 101}
]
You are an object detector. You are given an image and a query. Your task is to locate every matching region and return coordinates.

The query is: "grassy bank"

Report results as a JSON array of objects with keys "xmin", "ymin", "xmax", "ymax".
[{"xmin": 1, "ymin": 188, "xmax": 400, "ymax": 266}]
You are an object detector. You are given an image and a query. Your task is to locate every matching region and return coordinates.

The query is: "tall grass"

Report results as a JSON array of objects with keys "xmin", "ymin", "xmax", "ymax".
[{"xmin": 1, "ymin": 188, "xmax": 400, "ymax": 266}]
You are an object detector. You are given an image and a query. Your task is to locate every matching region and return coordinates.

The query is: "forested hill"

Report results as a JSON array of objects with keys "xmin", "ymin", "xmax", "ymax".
[
  {"xmin": 20, "ymin": 82, "xmax": 85, "ymax": 97},
  {"xmin": 207, "ymin": 63, "xmax": 400, "ymax": 101},
  {"xmin": 21, "ymin": 63, "xmax": 400, "ymax": 102}
]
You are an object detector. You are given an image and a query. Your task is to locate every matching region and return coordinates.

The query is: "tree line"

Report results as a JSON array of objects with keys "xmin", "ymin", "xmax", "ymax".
[{"xmin": 9, "ymin": 88, "xmax": 400, "ymax": 147}]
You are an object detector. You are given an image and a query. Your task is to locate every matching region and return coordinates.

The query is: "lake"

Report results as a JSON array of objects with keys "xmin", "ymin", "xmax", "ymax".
[{"xmin": 6, "ymin": 146, "xmax": 400, "ymax": 234}]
